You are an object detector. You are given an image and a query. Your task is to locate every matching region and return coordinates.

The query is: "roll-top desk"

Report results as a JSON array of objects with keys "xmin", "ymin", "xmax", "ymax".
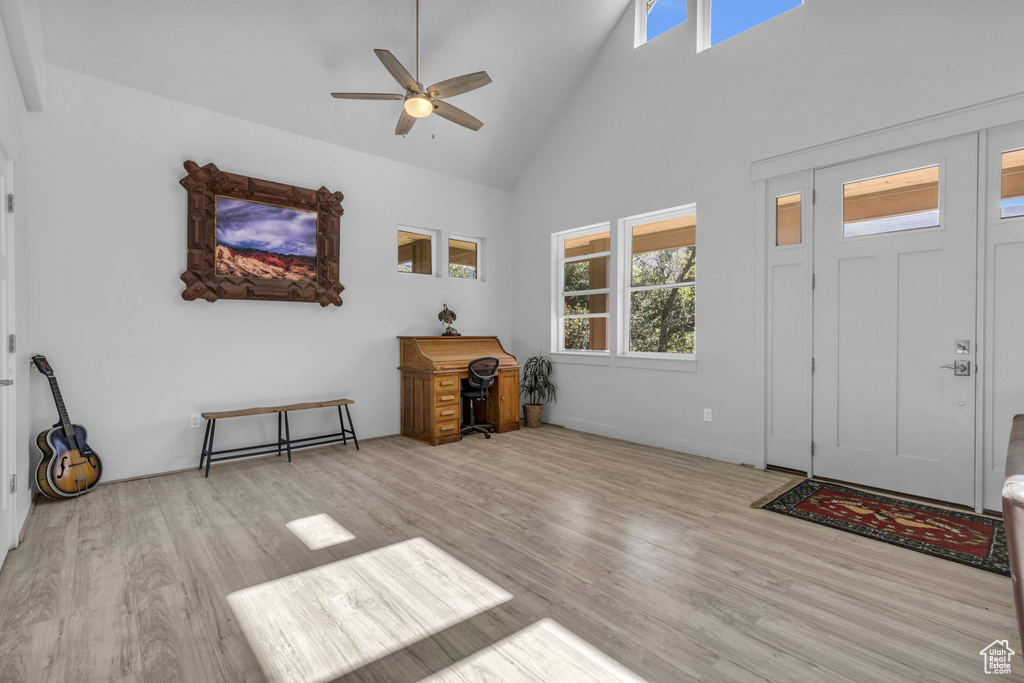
[{"xmin": 399, "ymin": 336, "xmax": 520, "ymax": 446}]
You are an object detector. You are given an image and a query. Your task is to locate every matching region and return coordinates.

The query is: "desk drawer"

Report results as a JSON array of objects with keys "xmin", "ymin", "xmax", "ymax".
[
  {"xmin": 434, "ymin": 374, "xmax": 460, "ymax": 391},
  {"xmin": 435, "ymin": 405, "xmax": 459, "ymax": 422},
  {"xmin": 435, "ymin": 389, "xmax": 460, "ymax": 405},
  {"xmin": 435, "ymin": 419, "xmax": 459, "ymax": 437}
]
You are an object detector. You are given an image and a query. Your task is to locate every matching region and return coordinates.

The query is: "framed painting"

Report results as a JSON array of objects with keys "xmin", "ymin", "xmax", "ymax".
[{"xmin": 179, "ymin": 160, "xmax": 345, "ymax": 306}]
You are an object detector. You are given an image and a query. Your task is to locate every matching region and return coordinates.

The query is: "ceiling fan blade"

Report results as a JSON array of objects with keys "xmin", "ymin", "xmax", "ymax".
[
  {"xmin": 374, "ymin": 49, "xmax": 419, "ymax": 91},
  {"xmin": 433, "ymin": 100, "xmax": 484, "ymax": 131},
  {"xmin": 331, "ymin": 92, "xmax": 404, "ymax": 100},
  {"xmin": 395, "ymin": 110, "xmax": 416, "ymax": 136},
  {"xmin": 428, "ymin": 71, "xmax": 492, "ymax": 99}
]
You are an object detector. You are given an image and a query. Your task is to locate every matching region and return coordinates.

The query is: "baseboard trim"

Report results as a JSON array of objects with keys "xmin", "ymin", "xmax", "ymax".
[
  {"xmin": 98, "ymin": 433, "xmax": 398, "ymax": 485},
  {"xmin": 15, "ymin": 492, "xmax": 33, "ymax": 545},
  {"xmin": 556, "ymin": 417, "xmax": 752, "ymax": 465}
]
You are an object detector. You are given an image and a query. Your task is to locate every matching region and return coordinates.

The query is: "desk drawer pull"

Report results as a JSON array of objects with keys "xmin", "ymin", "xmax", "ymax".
[{"xmin": 435, "ymin": 374, "xmax": 460, "ymax": 391}]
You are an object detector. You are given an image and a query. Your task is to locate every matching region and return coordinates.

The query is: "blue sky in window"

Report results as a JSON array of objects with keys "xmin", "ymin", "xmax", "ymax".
[
  {"xmin": 1002, "ymin": 197, "xmax": 1024, "ymax": 218},
  {"xmin": 711, "ymin": 0, "xmax": 802, "ymax": 45},
  {"xmin": 647, "ymin": 0, "xmax": 686, "ymax": 41},
  {"xmin": 843, "ymin": 211, "xmax": 939, "ymax": 237}
]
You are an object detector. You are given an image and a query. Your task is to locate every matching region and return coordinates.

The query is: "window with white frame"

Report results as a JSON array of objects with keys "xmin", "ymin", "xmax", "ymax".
[
  {"xmin": 621, "ymin": 206, "xmax": 696, "ymax": 355},
  {"xmin": 555, "ymin": 225, "xmax": 611, "ymax": 352},
  {"xmin": 448, "ymin": 236, "xmax": 480, "ymax": 279},
  {"xmin": 635, "ymin": 0, "xmax": 687, "ymax": 47},
  {"xmin": 397, "ymin": 226, "xmax": 437, "ymax": 275},
  {"xmin": 701, "ymin": 0, "xmax": 803, "ymax": 49}
]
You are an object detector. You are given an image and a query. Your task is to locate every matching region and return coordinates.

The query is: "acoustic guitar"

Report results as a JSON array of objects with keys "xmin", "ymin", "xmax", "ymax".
[{"xmin": 31, "ymin": 355, "xmax": 102, "ymax": 499}]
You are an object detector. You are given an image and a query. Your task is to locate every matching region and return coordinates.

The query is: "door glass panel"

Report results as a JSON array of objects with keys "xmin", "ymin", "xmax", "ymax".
[
  {"xmin": 398, "ymin": 230, "xmax": 432, "ymax": 274},
  {"xmin": 563, "ymin": 317, "xmax": 608, "ymax": 351},
  {"xmin": 843, "ymin": 166, "xmax": 940, "ymax": 237},
  {"xmin": 563, "ymin": 256, "xmax": 608, "ymax": 292},
  {"xmin": 776, "ymin": 193, "xmax": 802, "ymax": 245},
  {"xmin": 1001, "ymin": 148, "xmax": 1024, "ymax": 219}
]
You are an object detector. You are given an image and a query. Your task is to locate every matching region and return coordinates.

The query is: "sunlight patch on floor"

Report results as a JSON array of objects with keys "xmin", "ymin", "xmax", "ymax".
[
  {"xmin": 417, "ymin": 619, "xmax": 648, "ymax": 682},
  {"xmin": 227, "ymin": 537, "xmax": 513, "ymax": 683},
  {"xmin": 286, "ymin": 513, "xmax": 355, "ymax": 550}
]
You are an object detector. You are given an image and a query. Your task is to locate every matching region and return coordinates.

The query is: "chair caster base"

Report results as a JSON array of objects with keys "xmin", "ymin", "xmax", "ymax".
[{"xmin": 484, "ymin": 433, "xmax": 491, "ymax": 439}]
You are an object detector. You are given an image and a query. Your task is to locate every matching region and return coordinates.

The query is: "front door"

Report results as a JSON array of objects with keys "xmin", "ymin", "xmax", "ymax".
[
  {"xmin": 812, "ymin": 135, "xmax": 978, "ymax": 506},
  {"xmin": 0, "ymin": 149, "xmax": 14, "ymax": 567}
]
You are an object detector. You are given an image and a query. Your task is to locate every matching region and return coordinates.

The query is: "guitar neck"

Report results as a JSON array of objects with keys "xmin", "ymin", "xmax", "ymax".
[{"xmin": 47, "ymin": 376, "xmax": 74, "ymax": 437}]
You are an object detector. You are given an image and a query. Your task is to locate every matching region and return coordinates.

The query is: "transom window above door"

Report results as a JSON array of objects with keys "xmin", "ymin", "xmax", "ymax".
[{"xmin": 843, "ymin": 165, "xmax": 940, "ymax": 237}]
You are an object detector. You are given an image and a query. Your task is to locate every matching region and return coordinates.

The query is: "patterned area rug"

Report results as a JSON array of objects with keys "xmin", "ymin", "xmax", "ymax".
[{"xmin": 755, "ymin": 479, "xmax": 1009, "ymax": 576}]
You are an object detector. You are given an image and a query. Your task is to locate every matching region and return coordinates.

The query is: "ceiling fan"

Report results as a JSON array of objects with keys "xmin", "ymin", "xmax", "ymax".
[{"xmin": 331, "ymin": 0, "xmax": 492, "ymax": 136}]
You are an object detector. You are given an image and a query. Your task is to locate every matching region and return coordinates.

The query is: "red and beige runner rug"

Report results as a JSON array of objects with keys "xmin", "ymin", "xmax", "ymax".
[{"xmin": 755, "ymin": 479, "xmax": 1009, "ymax": 576}]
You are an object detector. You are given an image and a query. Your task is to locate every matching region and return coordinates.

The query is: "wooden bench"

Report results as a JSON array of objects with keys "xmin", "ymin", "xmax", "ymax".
[{"xmin": 198, "ymin": 398, "xmax": 358, "ymax": 477}]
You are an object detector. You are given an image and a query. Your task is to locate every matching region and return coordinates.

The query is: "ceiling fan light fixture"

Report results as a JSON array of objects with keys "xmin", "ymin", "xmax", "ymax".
[{"xmin": 404, "ymin": 95, "xmax": 433, "ymax": 118}]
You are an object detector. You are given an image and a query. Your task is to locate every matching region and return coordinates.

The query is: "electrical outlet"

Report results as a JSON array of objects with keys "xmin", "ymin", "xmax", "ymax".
[
  {"xmin": 703, "ymin": 408, "xmax": 712, "ymax": 422},
  {"xmin": 189, "ymin": 414, "xmax": 204, "ymax": 429}
]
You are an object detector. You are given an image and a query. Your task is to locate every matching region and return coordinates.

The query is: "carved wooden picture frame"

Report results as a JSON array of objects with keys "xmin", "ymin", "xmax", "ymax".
[{"xmin": 179, "ymin": 160, "xmax": 345, "ymax": 306}]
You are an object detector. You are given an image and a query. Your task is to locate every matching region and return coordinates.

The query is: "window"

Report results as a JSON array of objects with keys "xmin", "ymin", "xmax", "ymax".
[
  {"xmin": 1002, "ymin": 149, "xmax": 1024, "ymax": 219},
  {"xmin": 775, "ymin": 193, "xmax": 802, "ymax": 246},
  {"xmin": 707, "ymin": 0, "xmax": 802, "ymax": 46},
  {"xmin": 636, "ymin": 0, "xmax": 687, "ymax": 46},
  {"xmin": 556, "ymin": 226, "xmax": 610, "ymax": 352},
  {"xmin": 448, "ymin": 237, "xmax": 479, "ymax": 279},
  {"xmin": 843, "ymin": 166, "xmax": 940, "ymax": 237},
  {"xmin": 397, "ymin": 227, "xmax": 435, "ymax": 274},
  {"xmin": 622, "ymin": 206, "xmax": 696, "ymax": 355}
]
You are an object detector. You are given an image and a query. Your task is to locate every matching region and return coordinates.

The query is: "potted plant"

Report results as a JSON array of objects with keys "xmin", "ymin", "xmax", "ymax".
[{"xmin": 520, "ymin": 355, "xmax": 557, "ymax": 428}]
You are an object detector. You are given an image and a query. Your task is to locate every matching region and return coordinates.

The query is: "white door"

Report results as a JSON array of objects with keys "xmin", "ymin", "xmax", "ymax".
[
  {"xmin": 0, "ymin": 150, "xmax": 13, "ymax": 568},
  {"xmin": 812, "ymin": 135, "xmax": 978, "ymax": 506}
]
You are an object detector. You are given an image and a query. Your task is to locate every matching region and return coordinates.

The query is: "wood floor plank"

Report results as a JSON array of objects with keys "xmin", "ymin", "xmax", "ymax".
[{"xmin": 0, "ymin": 426, "xmax": 1015, "ymax": 682}]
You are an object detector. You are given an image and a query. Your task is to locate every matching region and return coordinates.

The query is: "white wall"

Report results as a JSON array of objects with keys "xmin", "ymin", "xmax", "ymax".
[
  {"xmin": 27, "ymin": 66, "xmax": 512, "ymax": 481},
  {"xmin": 510, "ymin": 1, "xmax": 1024, "ymax": 466}
]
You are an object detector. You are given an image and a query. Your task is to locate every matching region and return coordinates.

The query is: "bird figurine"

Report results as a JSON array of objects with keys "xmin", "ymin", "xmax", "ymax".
[{"xmin": 438, "ymin": 304, "xmax": 460, "ymax": 336}]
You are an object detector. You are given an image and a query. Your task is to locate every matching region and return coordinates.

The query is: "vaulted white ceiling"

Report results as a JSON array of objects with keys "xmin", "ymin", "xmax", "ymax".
[{"xmin": 38, "ymin": 0, "xmax": 630, "ymax": 190}]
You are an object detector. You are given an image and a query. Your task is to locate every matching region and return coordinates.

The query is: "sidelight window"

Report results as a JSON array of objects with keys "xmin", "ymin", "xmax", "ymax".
[{"xmin": 1001, "ymin": 149, "xmax": 1024, "ymax": 219}]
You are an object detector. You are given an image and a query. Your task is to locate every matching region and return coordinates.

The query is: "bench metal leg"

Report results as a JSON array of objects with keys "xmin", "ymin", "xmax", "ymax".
[
  {"xmin": 199, "ymin": 419, "xmax": 212, "ymax": 470},
  {"xmin": 284, "ymin": 411, "xmax": 292, "ymax": 462},
  {"xmin": 277, "ymin": 412, "xmax": 283, "ymax": 457},
  {"xmin": 204, "ymin": 419, "xmax": 217, "ymax": 478},
  {"xmin": 345, "ymin": 403, "xmax": 360, "ymax": 450},
  {"xmin": 337, "ymin": 405, "xmax": 348, "ymax": 446}
]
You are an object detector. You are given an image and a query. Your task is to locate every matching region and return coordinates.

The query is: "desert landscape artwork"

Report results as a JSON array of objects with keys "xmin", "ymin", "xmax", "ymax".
[{"xmin": 215, "ymin": 196, "xmax": 318, "ymax": 280}]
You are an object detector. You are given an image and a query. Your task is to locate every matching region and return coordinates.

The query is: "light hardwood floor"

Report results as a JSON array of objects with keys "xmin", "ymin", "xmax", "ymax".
[{"xmin": 0, "ymin": 426, "xmax": 1015, "ymax": 682}]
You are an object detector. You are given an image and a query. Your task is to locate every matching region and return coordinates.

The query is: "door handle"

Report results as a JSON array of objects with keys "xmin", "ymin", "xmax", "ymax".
[
  {"xmin": 0, "ymin": 379, "xmax": 12, "ymax": 386},
  {"xmin": 940, "ymin": 361, "xmax": 970, "ymax": 376}
]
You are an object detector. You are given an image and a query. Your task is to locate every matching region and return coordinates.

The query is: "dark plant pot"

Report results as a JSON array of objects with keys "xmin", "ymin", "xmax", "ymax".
[{"xmin": 523, "ymin": 404, "xmax": 544, "ymax": 428}]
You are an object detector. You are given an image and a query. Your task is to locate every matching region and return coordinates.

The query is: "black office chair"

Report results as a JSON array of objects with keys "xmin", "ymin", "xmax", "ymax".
[{"xmin": 461, "ymin": 357, "xmax": 499, "ymax": 439}]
